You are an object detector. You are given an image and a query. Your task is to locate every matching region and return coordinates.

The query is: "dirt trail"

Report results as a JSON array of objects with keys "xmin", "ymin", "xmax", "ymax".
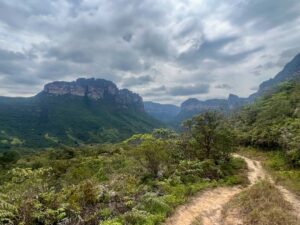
[{"xmin": 164, "ymin": 154, "xmax": 300, "ymax": 225}]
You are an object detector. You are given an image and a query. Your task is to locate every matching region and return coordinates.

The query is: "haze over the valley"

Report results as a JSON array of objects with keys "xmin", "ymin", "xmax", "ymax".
[{"xmin": 0, "ymin": 0, "xmax": 300, "ymax": 104}]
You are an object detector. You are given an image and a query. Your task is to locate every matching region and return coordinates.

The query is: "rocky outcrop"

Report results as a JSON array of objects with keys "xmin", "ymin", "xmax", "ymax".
[
  {"xmin": 43, "ymin": 78, "xmax": 144, "ymax": 112},
  {"xmin": 116, "ymin": 89, "xmax": 144, "ymax": 112}
]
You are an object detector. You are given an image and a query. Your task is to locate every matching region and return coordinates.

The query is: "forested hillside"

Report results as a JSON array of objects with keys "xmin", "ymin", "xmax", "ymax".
[
  {"xmin": 234, "ymin": 82, "xmax": 300, "ymax": 167},
  {"xmin": 0, "ymin": 79, "xmax": 161, "ymax": 150}
]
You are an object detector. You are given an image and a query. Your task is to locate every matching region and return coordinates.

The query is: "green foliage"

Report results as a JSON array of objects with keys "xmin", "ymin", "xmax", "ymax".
[
  {"xmin": 152, "ymin": 128, "xmax": 178, "ymax": 140},
  {"xmin": 234, "ymin": 82, "xmax": 300, "ymax": 168},
  {"xmin": 176, "ymin": 160, "xmax": 222, "ymax": 183},
  {"xmin": 0, "ymin": 128, "xmax": 246, "ymax": 225},
  {"xmin": 122, "ymin": 209, "xmax": 155, "ymax": 225},
  {"xmin": 0, "ymin": 94, "xmax": 161, "ymax": 149},
  {"xmin": 137, "ymin": 193, "xmax": 171, "ymax": 215},
  {"xmin": 0, "ymin": 150, "xmax": 20, "ymax": 167},
  {"xmin": 0, "ymin": 194, "xmax": 17, "ymax": 224},
  {"xmin": 132, "ymin": 137, "xmax": 170, "ymax": 177},
  {"xmin": 181, "ymin": 111, "xmax": 236, "ymax": 162},
  {"xmin": 101, "ymin": 219, "xmax": 122, "ymax": 225}
]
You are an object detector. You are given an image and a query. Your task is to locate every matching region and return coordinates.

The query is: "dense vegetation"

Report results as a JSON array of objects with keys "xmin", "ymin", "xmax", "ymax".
[
  {"xmin": 0, "ymin": 94, "xmax": 161, "ymax": 150},
  {"xmin": 0, "ymin": 113, "xmax": 247, "ymax": 225},
  {"xmin": 233, "ymin": 82, "xmax": 300, "ymax": 168}
]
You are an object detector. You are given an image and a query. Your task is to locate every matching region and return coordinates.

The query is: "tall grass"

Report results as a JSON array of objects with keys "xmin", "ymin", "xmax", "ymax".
[{"xmin": 223, "ymin": 180, "xmax": 298, "ymax": 225}]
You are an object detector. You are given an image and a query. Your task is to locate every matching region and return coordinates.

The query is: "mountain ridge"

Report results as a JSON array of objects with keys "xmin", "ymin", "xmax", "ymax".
[{"xmin": 146, "ymin": 53, "xmax": 300, "ymax": 123}]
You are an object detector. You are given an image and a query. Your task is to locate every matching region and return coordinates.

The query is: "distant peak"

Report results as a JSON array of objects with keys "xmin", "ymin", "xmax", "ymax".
[
  {"xmin": 228, "ymin": 93, "xmax": 239, "ymax": 100},
  {"xmin": 181, "ymin": 98, "xmax": 200, "ymax": 107},
  {"xmin": 258, "ymin": 53, "xmax": 300, "ymax": 92}
]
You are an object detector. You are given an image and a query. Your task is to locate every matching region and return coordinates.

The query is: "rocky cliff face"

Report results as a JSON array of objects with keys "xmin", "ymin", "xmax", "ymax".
[{"xmin": 43, "ymin": 78, "xmax": 144, "ymax": 112}]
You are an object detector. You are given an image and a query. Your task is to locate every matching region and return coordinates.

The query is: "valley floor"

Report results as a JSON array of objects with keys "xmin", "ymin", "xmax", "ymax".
[{"xmin": 164, "ymin": 154, "xmax": 300, "ymax": 225}]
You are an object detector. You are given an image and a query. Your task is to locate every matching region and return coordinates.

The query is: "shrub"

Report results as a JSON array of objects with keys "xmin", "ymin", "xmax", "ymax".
[
  {"xmin": 133, "ymin": 138, "xmax": 170, "ymax": 178},
  {"xmin": 286, "ymin": 149, "xmax": 300, "ymax": 168},
  {"xmin": 101, "ymin": 218, "xmax": 123, "ymax": 225},
  {"xmin": 177, "ymin": 159, "xmax": 222, "ymax": 183},
  {"xmin": 123, "ymin": 209, "xmax": 152, "ymax": 225},
  {"xmin": 138, "ymin": 193, "xmax": 170, "ymax": 215}
]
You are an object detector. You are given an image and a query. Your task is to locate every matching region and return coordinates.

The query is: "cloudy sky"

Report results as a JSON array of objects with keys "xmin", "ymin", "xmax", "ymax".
[{"xmin": 0, "ymin": 0, "xmax": 300, "ymax": 105}]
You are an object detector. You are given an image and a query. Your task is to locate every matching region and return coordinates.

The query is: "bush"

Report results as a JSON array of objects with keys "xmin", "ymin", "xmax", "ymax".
[
  {"xmin": 123, "ymin": 209, "xmax": 153, "ymax": 225},
  {"xmin": 138, "ymin": 193, "xmax": 170, "ymax": 215},
  {"xmin": 177, "ymin": 159, "xmax": 222, "ymax": 183},
  {"xmin": 133, "ymin": 138, "xmax": 170, "ymax": 178},
  {"xmin": 286, "ymin": 149, "xmax": 300, "ymax": 168},
  {"xmin": 101, "ymin": 219, "xmax": 123, "ymax": 225}
]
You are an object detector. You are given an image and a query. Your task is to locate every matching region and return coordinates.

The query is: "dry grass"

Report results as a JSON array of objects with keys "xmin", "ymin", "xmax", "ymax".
[
  {"xmin": 222, "ymin": 180, "xmax": 299, "ymax": 225},
  {"xmin": 191, "ymin": 215, "xmax": 203, "ymax": 225}
]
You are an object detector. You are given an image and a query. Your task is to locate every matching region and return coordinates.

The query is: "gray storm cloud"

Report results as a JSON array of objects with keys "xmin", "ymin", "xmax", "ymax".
[{"xmin": 0, "ymin": 0, "xmax": 300, "ymax": 103}]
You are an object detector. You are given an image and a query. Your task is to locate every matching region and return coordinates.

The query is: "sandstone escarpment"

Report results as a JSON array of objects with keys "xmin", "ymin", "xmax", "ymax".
[{"xmin": 43, "ymin": 78, "xmax": 144, "ymax": 112}]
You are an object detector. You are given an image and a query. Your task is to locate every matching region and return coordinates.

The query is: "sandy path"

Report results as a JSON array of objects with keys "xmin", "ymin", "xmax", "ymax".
[
  {"xmin": 236, "ymin": 154, "xmax": 300, "ymax": 221},
  {"xmin": 164, "ymin": 154, "xmax": 300, "ymax": 225},
  {"xmin": 164, "ymin": 187, "xmax": 242, "ymax": 225}
]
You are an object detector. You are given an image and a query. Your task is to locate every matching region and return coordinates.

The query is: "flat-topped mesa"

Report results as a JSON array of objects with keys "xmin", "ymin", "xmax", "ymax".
[
  {"xmin": 43, "ymin": 78, "xmax": 118, "ymax": 100},
  {"xmin": 43, "ymin": 78, "xmax": 144, "ymax": 112}
]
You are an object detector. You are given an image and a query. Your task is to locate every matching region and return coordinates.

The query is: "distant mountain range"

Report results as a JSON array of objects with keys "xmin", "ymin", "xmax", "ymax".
[
  {"xmin": 0, "ymin": 78, "xmax": 160, "ymax": 149},
  {"xmin": 145, "ymin": 53, "xmax": 300, "ymax": 123},
  {"xmin": 1, "ymin": 54, "xmax": 300, "ymax": 149},
  {"xmin": 144, "ymin": 101, "xmax": 180, "ymax": 123}
]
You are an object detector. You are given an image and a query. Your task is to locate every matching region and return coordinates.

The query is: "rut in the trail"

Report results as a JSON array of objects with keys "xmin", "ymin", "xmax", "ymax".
[{"xmin": 164, "ymin": 154, "xmax": 300, "ymax": 225}]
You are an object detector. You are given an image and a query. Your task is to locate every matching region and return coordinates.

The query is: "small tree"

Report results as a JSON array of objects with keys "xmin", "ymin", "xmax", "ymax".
[
  {"xmin": 0, "ymin": 150, "xmax": 20, "ymax": 168},
  {"xmin": 182, "ymin": 111, "xmax": 236, "ymax": 161},
  {"xmin": 193, "ymin": 112, "xmax": 221, "ymax": 159},
  {"xmin": 133, "ymin": 138, "xmax": 169, "ymax": 178},
  {"xmin": 179, "ymin": 119, "xmax": 196, "ymax": 160}
]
